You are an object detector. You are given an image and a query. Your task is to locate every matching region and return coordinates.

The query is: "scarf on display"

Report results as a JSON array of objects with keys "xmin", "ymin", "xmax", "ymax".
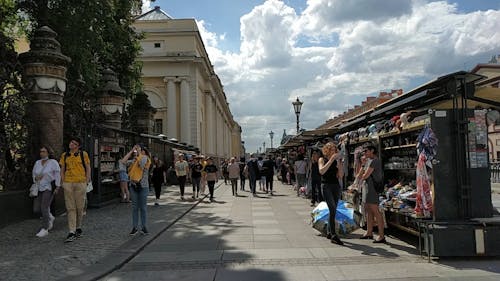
[
  {"xmin": 417, "ymin": 125, "xmax": 438, "ymax": 167},
  {"xmin": 415, "ymin": 153, "xmax": 433, "ymax": 218}
]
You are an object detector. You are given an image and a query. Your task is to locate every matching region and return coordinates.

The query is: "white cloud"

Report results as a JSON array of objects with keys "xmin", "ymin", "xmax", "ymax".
[
  {"xmin": 195, "ymin": 0, "xmax": 500, "ymax": 152},
  {"xmin": 142, "ymin": 0, "xmax": 152, "ymax": 13}
]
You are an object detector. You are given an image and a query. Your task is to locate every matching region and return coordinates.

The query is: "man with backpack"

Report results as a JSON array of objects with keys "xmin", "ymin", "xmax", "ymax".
[{"xmin": 57, "ymin": 137, "xmax": 91, "ymax": 243}]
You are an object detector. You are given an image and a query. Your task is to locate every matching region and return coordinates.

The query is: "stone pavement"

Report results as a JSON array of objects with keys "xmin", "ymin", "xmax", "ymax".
[
  {"xmin": 0, "ymin": 183, "xmax": 213, "ymax": 281},
  {"xmin": 103, "ymin": 181, "xmax": 500, "ymax": 281}
]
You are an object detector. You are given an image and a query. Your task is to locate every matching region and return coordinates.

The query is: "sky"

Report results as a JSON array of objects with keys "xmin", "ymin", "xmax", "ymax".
[{"xmin": 142, "ymin": 0, "xmax": 500, "ymax": 154}]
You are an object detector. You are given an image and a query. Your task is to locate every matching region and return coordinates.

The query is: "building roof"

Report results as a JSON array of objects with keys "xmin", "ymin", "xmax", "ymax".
[{"xmin": 136, "ymin": 6, "xmax": 172, "ymax": 21}]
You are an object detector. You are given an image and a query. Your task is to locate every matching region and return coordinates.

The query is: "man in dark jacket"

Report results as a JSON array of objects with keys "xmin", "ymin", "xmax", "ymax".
[
  {"xmin": 247, "ymin": 154, "xmax": 260, "ymax": 196},
  {"xmin": 262, "ymin": 155, "xmax": 275, "ymax": 195}
]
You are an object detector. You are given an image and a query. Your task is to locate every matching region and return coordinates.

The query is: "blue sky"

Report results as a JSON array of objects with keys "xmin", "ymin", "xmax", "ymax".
[{"xmin": 143, "ymin": 0, "xmax": 500, "ymax": 153}]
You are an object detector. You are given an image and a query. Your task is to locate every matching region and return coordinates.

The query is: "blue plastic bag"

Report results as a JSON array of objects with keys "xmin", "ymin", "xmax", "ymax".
[{"xmin": 311, "ymin": 200, "xmax": 360, "ymax": 235}]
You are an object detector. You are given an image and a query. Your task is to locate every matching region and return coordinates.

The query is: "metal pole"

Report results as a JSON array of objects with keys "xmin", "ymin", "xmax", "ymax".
[{"xmin": 296, "ymin": 114, "xmax": 300, "ymax": 134}]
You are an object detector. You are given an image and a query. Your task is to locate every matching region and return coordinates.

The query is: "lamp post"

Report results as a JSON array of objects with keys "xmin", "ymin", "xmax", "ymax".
[
  {"xmin": 263, "ymin": 142, "xmax": 266, "ymax": 153},
  {"xmin": 269, "ymin": 130, "xmax": 274, "ymax": 149},
  {"xmin": 292, "ymin": 97, "xmax": 303, "ymax": 134}
]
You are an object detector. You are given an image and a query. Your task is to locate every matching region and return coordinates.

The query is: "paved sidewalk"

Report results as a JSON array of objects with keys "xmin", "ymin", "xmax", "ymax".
[
  {"xmin": 104, "ymin": 181, "xmax": 500, "ymax": 281},
  {"xmin": 0, "ymin": 183, "xmax": 215, "ymax": 281}
]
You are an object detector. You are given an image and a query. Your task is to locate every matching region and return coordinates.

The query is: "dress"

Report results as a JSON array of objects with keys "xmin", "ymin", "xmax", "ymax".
[{"xmin": 362, "ymin": 158, "xmax": 382, "ymax": 204}]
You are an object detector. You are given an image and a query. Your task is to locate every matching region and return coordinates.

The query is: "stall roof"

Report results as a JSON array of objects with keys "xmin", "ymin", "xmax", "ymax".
[{"xmin": 370, "ymin": 71, "xmax": 485, "ymax": 120}]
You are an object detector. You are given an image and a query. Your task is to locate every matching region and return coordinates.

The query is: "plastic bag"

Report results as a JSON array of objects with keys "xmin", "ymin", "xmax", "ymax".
[{"xmin": 311, "ymin": 200, "xmax": 361, "ymax": 235}]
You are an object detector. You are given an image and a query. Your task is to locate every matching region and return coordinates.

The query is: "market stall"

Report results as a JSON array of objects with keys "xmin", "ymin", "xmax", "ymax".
[{"xmin": 336, "ymin": 71, "xmax": 500, "ymax": 257}]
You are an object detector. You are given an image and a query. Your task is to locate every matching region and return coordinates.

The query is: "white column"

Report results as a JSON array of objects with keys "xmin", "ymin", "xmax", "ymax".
[
  {"xmin": 166, "ymin": 79, "xmax": 177, "ymax": 139},
  {"xmin": 205, "ymin": 93, "xmax": 213, "ymax": 154},
  {"xmin": 180, "ymin": 79, "xmax": 190, "ymax": 143}
]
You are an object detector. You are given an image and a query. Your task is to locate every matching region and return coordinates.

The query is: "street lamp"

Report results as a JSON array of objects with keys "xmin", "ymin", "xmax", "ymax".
[
  {"xmin": 269, "ymin": 130, "xmax": 274, "ymax": 149},
  {"xmin": 292, "ymin": 97, "xmax": 303, "ymax": 134},
  {"xmin": 263, "ymin": 142, "xmax": 266, "ymax": 153}
]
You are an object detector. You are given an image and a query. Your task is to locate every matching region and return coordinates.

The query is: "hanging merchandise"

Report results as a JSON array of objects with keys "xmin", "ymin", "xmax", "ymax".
[
  {"xmin": 415, "ymin": 153, "xmax": 433, "ymax": 218},
  {"xmin": 417, "ymin": 125, "xmax": 438, "ymax": 167}
]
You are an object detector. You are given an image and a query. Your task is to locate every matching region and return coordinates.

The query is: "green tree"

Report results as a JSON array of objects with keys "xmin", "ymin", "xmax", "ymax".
[
  {"xmin": 0, "ymin": 0, "xmax": 29, "ymax": 191},
  {"xmin": 19, "ymin": 0, "xmax": 144, "ymax": 139}
]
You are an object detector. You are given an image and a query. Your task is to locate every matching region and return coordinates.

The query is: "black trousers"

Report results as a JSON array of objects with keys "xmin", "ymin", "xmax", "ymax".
[
  {"xmin": 310, "ymin": 179, "xmax": 323, "ymax": 204},
  {"xmin": 178, "ymin": 175, "xmax": 186, "ymax": 196},
  {"xmin": 153, "ymin": 181, "xmax": 162, "ymax": 199},
  {"xmin": 322, "ymin": 182, "xmax": 341, "ymax": 235},
  {"xmin": 265, "ymin": 175, "xmax": 273, "ymax": 191},
  {"xmin": 207, "ymin": 180, "xmax": 215, "ymax": 199}
]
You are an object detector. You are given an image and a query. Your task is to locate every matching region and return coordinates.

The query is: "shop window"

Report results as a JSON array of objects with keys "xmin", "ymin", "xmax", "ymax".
[
  {"xmin": 154, "ymin": 42, "xmax": 161, "ymax": 48},
  {"xmin": 154, "ymin": 119, "xmax": 163, "ymax": 134}
]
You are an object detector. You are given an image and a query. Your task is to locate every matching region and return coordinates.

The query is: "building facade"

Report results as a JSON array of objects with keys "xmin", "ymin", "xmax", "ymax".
[{"xmin": 133, "ymin": 7, "xmax": 242, "ymax": 158}]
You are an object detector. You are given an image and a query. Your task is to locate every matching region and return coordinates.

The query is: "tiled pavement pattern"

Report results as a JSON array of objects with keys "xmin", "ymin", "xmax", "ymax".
[
  {"xmin": 0, "ymin": 184, "xmax": 208, "ymax": 281},
  {"xmin": 1, "ymin": 181, "xmax": 500, "ymax": 281},
  {"xmin": 104, "ymin": 182, "xmax": 500, "ymax": 281}
]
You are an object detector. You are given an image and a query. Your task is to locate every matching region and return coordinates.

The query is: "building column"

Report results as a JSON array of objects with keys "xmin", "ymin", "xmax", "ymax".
[
  {"xmin": 166, "ymin": 78, "xmax": 177, "ymax": 139},
  {"xmin": 180, "ymin": 79, "xmax": 190, "ymax": 143}
]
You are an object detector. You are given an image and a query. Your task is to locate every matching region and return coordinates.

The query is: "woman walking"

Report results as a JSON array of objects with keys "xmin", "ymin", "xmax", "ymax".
[
  {"xmin": 359, "ymin": 145, "xmax": 386, "ymax": 243},
  {"xmin": 228, "ymin": 157, "xmax": 240, "ymax": 196},
  {"xmin": 309, "ymin": 150, "xmax": 323, "ymax": 206},
  {"xmin": 203, "ymin": 157, "xmax": 218, "ymax": 202},
  {"xmin": 32, "ymin": 146, "xmax": 61, "ymax": 237},
  {"xmin": 318, "ymin": 142, "xmax": 344, "ymax": 245},
  {"xmin": 151, "ymin": 157, "xmax": 166, "ymax": 206},
  {"xmin": 175, "ymin": 154, "xmax": 189, "ymax": 201},
  {"xmin": 122, "ymin": 144, "xmax": 151, "ymax": 235}
]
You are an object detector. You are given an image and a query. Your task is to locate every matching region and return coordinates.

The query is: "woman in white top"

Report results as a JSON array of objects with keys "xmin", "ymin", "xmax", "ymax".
[
  {"xmin": 32, "ymin": 146, "xmax": 61, "ymax": 237},
  {"xmin": 175, "ymin": 154, "xmax": 189, "ymax": 200}
]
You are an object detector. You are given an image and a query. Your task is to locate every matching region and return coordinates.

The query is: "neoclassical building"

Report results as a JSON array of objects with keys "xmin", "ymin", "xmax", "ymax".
[{"xmin": 133, "ymin": 6, "xmax": 242, "ymax": 158}]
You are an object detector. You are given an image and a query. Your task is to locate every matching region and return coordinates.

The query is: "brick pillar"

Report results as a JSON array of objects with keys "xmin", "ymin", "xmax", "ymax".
[{"xmin": 19, "ymin": 26, "xmax": 71, "ymax": 158}]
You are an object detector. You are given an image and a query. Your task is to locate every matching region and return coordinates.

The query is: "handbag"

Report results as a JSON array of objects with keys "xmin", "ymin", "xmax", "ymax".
[
  {"xmin": 86, "ymin": 181, "xmax": 93, "ymax": 193},
  {"xmin": 29, "ymin": 183, "xmax": 39, "ymax": 197}
]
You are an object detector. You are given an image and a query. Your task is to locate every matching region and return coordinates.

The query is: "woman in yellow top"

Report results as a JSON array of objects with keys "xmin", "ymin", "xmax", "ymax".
[{"xmin": 175, "ymin": 154, "xmax": 189, "ymax": 200}]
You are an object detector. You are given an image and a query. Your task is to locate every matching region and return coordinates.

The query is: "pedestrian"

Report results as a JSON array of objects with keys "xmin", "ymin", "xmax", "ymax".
[
  {"xmin": 200, "ymin": 156, "xmax": 207, "ymax": 195},
  {"xmin": 222, "ymin": 160, "xmax": 229, "ymax": 185},
  {"xmin": 228, "ymin": 157, "xmax": 240, "ymax": 196},
  {"xmin": 203, "ymin": 157, "xmax": 218, "ymax": 202},
  {"xmin": 257, "ymin": 156, "xmax": 266, "ymax": 191},
  {"xmin": 32, "ymin": 146, "xmax": 60, "ymax": 237},
  {"xmin": 310, "ymin": 150, "xmax": 323, "ymax": 206},
  {"xmin": 318, "ymin": 141, "xmax": 344, "ymax": 245},
  {"xmin": 239, "ymin": 158, "xmax": 246, "ymax": 191},
  {"xmin": 58, "ymin": 137, "xmax": 91, "ymax": 243},
  {"xmin": 280, "ymin": 159, "xmax": 288, "ymax": 184},
  {"xmin": 262, "ymin": 155, "xmax": 275, "ymax": 195},
  {"xmin": 190, "ymin": 156, "xmax": 203, "ymax": 199},
  {"xmin": 118, "ymin": 153, "xmax": 131, "ymax": 203},
  {"xmin": 151, "ymin": 156, "xmax": 166, "ymax": 206},
  {"xmin": 122, "ymin": 144, "xmax": 151, "ymax": 235},
  {"xmin": 247, "ymin": 154, "xmax": 259, "ymax": 196},
  {"xmin": 359, "ymin": 145, "xmax": 386, "ymax": 243},
  {"xmin": 294, "ymin": 154, "xmax": 307, "ymax": 195},
  {"xmin": 175, "ymin": 153, "xmax": 189, "ymax": 201}
]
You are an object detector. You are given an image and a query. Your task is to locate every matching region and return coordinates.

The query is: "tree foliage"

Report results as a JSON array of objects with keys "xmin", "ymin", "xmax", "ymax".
[
  {"xmin": 18, "ymin": 0, "xmax": 145, "ymax": 139},
  {"xmin": 0, "ymin": 0, "xmax": 29, "ymax": 191}
]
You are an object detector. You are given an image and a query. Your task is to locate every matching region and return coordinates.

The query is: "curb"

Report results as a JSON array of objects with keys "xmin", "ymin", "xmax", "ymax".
[{"xmin": 58, "ymin": 182, "xmax": 225, "ymax": 281}]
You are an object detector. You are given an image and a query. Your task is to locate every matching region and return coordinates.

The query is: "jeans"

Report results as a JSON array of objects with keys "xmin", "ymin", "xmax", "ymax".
[
  {"xmin": 240, "ymin": 175, "xmax": 246, "ymax": 190},
  {"xmin": 192, "ymin": 176, "xmax": 201, "ymax": 194},
  {"xmin": 322, "ymin": 182, "xmax": 341, "ymax": 235},
  {"xmin": 249, "ymin": 175, "xmax": 257, "ymax": 194},
  {"xmin": 207, "ymin": 181, "xmax": 215, "ymax": 199},
  {"xmin": 230, "ymin": 178, "xmax": 238, "ymax": 195},
  {"xmin": 33, "ymin": 190, "xmax": 53, "ymax": 230},
  {"xmin": 129, "ymin": 184, "xmax": 148, "ymax": 229}
]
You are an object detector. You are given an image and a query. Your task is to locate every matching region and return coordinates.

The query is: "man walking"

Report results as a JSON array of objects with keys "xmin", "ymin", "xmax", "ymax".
[
  {"xmin": 247, "ymin": 154, "xmax": 260, "ymax": 196},
  {"xmin": 57, "ymin": 137, "xmax": 91, "ymax": 243}
]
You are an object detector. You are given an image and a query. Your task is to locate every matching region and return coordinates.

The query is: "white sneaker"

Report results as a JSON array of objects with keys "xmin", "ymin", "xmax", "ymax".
[
  {"xmin": 48, "ymin": 214, "xmax": 55, "ymax": 230},
  {"xmin": 36, "ymin": 228, "xmax": 49, "ymax": 237}
]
